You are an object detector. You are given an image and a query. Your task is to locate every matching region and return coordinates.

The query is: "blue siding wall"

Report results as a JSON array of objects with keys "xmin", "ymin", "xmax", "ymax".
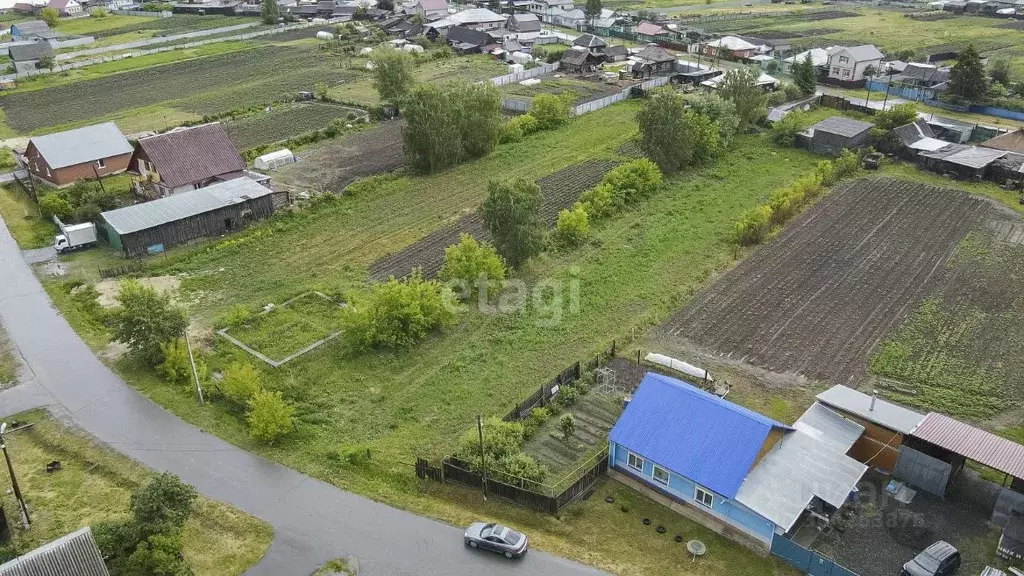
[{"xmin": 610, "ymin": 441, "xmax": 776, "ymax": 542}]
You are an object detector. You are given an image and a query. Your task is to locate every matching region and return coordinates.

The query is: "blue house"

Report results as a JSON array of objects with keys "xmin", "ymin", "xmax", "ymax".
[{"xmin": 609, "ymin": 372, "xmax": 867, "ymax": 552}]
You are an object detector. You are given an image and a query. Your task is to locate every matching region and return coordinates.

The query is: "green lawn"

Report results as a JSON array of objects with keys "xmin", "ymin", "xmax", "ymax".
[
  {"xmin": 0, "ymin": 411, "xmax": 272, "ymax": 575},
  {"xmin": 328, "ymin": 55, "xmax": 507, "ymax": 106},
  {"xmin": 226, "ymin": 292, "xmax": 347, "ymax": 362},
  {"xmin": 0, "ymin": 185, "xmax": 53, "ymax": 249},
  {"xmin": 54, "ymin": 14, "xmax": 158, "ymax": 36}
]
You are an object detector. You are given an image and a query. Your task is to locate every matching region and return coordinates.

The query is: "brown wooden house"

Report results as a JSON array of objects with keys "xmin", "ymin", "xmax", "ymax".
[
  {"xmin": 24, "ymin": 122, "xmax": 133, "ymax": 187},
  {"xmin": 129, "ymin": 123, "xmax": 246, "ymax": 198}
]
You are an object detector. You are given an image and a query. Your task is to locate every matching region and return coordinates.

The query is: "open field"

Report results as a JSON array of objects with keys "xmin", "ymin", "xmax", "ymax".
[
  {"xmin": 704, "ymin": 7, "xmax": 1024, "ymax": 73},
  {"xmin": 226, "ymin": 292, "xmax": 347, "ymax": 362},
  {"xmin": 369, "ymin": 159, "xmax": 616, "ymax": 280},
  {"xmin": 326, "ymin": 55, "xmax": 507, "ymax": 106},
  {"xmin": 224, "ymin": 102, "xmax": 364, "ymax": 150},
  {"xmin": 663, "ymin": 177, "xmax": 987, "ymax": 387},
  {"xmin": 0, "ymin": 411, "xmax": 272, "ymax": 575},
  {"xmin": 498, "ymin": 75, "xmax": 623, "ymax": 104},
  {"xmin": 0, "ymin": 44, "xmax": 353, "ymax": 134}
]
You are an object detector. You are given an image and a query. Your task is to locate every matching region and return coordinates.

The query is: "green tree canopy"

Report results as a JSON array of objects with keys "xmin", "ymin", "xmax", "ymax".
[
  {"xmin": 990, "ymin": 58, "xmax": 1012, "ymax": 87},
  {"xmin": 793, "ymin": 53, "xmax": 818, "ymax": 95},
  {"xmin": 110, "ymin": 280, "xmax": 188, "ymax": 365},
  {"xmin": 343, "ymin": 271, "xmax": 457, "ymax": 350},
  {"xmin": 369, "ymin": 46, "xmax": 416, "ymax": 110},
  {"xmin": 402, "ymin": 81, "xmax": 501, "ymax": 172},
  {"xmin": 40, "ymin": 6, "xmax": 59, "ymax": 27},
  {"xmin": 247, "ymin": 389, "xmax": 296, "ymax": 444},
  {"xmin": 873, "ymin": 102, "xmax": 918, "ymax": 130},
  {"xmin": 530, "ymin": 93, "xmax": 572, "ymax": 130},
  {"xmin": 718, "ymin": 67, "xmax": 767, "ymax": 131},
  {"xmin": 636, "ymin": 90, "xmax": 723, "ymax": 173},
  {"xmin": 439, "ymin": 233, "xmax": 507, "ymax": 300},
  {"xmin": 260, "ymin": 0, "xmax": 278, "ymax": 24},
  {"xmin": 949, "ymin": 44, "xmax": 987, "ymax": 102},
  {"xmin": 481, "ymin": 178, "xmax": 545, "ymax": 269},
  {"xmin": 584, "ymin": 0, "xmax": 602, "ymax": 23},
  {"xmin": 687, "ymin": 93, "xmax": 740, "ymax": 148}
]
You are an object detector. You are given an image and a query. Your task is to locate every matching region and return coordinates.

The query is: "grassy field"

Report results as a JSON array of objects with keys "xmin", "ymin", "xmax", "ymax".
[
  {"xmin": 0, "ymin": 185, "xmax": 52, "ymax": 249},
  {"xmin": 0, "ymin": 411, "xmax": 272, "ymax": 575},
  {"xmin": 327, "ymin": 55, "xmax": 507, "ymax": 106},
  {"xmin": 226, "ymin": 292, "xmax": 347, "ymax": 361},
  {"xmin": 498, "ymin": 75, "xmax": 619, "ymax": 103},
  {"xmin": 705, "ymin": 7, "xmax": 1024, "ymax": 74}
]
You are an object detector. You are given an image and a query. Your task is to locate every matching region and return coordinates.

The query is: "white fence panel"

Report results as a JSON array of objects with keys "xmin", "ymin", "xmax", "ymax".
[{"xmin": 488, "ymin": 62, "xmax": 560, "ymax": 87}]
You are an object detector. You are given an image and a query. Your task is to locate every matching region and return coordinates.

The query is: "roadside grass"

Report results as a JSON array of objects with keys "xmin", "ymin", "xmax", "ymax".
[
  {"xmin": 226, "ymin": 292, "xmax": 347, "ymax": 362},
  {"xmin": 0, "ymin": 185, "xmax": 52, "ymax": 249},
  {"xmin": 522, "ymin": 392, "xmax": 622, "ymax": 478},
  {"xmin": 0, "ymin": 325, "xmax": 17, "ymax": 388},
  {"xmin": 0, "ymin": 410, "xmax": 272, "ymax": 575}
]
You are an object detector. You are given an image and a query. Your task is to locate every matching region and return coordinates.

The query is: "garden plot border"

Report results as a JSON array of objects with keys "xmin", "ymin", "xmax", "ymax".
[{"xmin": 217, "ymin": 291, "xmax": 346, "ymax": 368}]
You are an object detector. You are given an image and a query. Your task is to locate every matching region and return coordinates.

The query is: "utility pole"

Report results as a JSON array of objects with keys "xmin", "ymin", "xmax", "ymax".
[
  {"xmin": 476, "ymin": 415, "xmax": 487, "ymax": 501},
  {"xmin": 0, "ymin": 423, "xmax": 30, "ymax": 529},
  {"xmin": 184, "ymin": 331, "xmax": 204, "ymax": 405}
]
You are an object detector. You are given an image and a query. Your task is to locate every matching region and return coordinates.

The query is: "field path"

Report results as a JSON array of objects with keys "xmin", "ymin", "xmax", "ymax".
[{"xmin": 0, "ymin": 218, "xmax": 604, "ymax": 575}]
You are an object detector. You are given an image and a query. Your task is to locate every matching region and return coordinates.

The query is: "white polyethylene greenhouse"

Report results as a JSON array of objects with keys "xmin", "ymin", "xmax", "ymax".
[{"xmin": 254, "ymin": 149, "xmax": 295, "ymax": 171}]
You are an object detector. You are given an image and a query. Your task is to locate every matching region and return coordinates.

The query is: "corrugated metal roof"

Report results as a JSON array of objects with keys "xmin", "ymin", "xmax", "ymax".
[
  {"xmin": 29, "ymin": 122, "xmax": 132, "ymax": 169},
  {"xmin": 908, "ymin": 137, "xmax": 950, "ymax": 152},
  {"xmin": 609, "ymin": 372, "xmax": 790, "ymax": 499},
  {"xmin": 809, "ymin": 116, "xmax": 875, "ymax": 138},
  {"xmin": 101, "ymin": 177, "xmax": 271, "ymax": 235},
  {"xmin": 0, "ymin": 526, "xmax": 109, "ymax": 576},
  {"xmin": 918, "ymin": 142, "xmax": 969, "ymax": 160},
  {"xmin": 943, "ymin": 146, "xmax": 1006, "ymax": 169},
  {"xmin": 8, "ymin": 41, "xmax": 52, "ymax": 62},
  {"xmin": 133, "ymin": 123, "xmax": 244, "ymax": 189},
  {"xmin": 912, "ymin": 412, "xmax": 1024, "ymax": 479},
  {"xmin": 735, "ymin": 403, "xmax": 867, "ymax": 531},
  {"xmin": 816, "ymin": 385, "xmax": 925, "ymax": 434}
]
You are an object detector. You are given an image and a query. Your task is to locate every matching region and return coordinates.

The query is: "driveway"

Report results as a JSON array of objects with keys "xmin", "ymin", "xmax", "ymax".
[{"xmin": 0, "ymin": 218, "xmax": 604, "ymax": 576}]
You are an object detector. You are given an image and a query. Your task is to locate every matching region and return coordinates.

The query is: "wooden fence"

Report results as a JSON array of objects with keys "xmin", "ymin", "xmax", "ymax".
[
  {"xmin": 98, "ymin": 260, "xmax": 147, "ymax": 279},
  {"xmin": 416, "ymin": 451, "xmax": 609, "ymax": 514},
  {"xmin": 502, "ymin": 361, "xmax": 581, "ymax": 421}
]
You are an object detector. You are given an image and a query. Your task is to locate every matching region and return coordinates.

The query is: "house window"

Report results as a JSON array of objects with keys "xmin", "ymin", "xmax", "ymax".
[
  {"xmin": 652, "ymin": 465, "xmax": 670, "ymax": 486},
  {"xmin": 694, "ymin": 486, "xmax": 714, "ymax": 508},
  {"xmin": 832, "ymin": 67, "xmax": 840, "ymax": 75},
  {"xmin": 839, "ymin": 56, "xmax": 849, "ymax": 64},
  {"xmin": 96, "ymin": 158, "xmax": 106, "ymax": 169},
  {"xmin": 843, "ymin": 69, "xmax": 851, "ymax": 78},
  {"xmin": 627, "ymin": 452, "xmax": 644, "ymax": 473}
]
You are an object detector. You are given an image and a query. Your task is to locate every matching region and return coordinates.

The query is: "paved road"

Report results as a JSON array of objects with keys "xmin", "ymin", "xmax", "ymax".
[{"xmin": 0, "ymin": 219, "xmax": 604, "ymax": 576}]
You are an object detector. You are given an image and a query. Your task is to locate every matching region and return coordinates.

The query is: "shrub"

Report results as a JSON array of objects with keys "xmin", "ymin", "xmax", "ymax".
[
  {"xmin": 769, "ymin": 111, "xmax": 806, "ymax": 146},
  {"xmin": 403, "ymin": 81, "xmax": 501, "ymax": 173},
  {"xmin": 482, "ymin": 178, "xmax": 545, "ymax": 269},
  {"xmin": 873, "ymin": 102, "xmax": 918, "ymax": 130},
  {"xmin": 782, "ymin": 82, "xmax": 802, "ymax": 101},
  {"xmin": 833, "ymin": 149, "xmax": 860, "ymax": 178},
  {"xmin": 543, "ymin": 46, "xmax": 566, "ymax": 63},
  {"xmin": 530, "ymin": 406, "xmax": 551, "ymax": 427},
  {"xmin": 734, "ymin": 205, "xmax": 774, "ymax": 246},
  {"xmin": 458, "ymin": 417, "xmax": 525, "ymax": 462},
  {"xmin": 553, "ymin": 204, "xmax": 590, "ymax": 248},
  {"xmin": 495, "ymin": 451, "xmax": 548, "ymax": 484},
  {"xmin": 439, "ymin": 233, "xmax": 507, "ymax": 300},
  {"xmin": 765, "ymin": 90, "xmax": 787, "ymax": 107},
  {"xmin": 343, "ymin": 270, "xmax": 456, "ymax": 350},
  {"xmin": 602, "ymin": 158, "xmax": 663, "ymax": 206},
  {"xmin": 499, "ymin": 114, "xmax": 539, "ymax": 143},
  {"xmin": 791, "ymin": 171, "xmax": 824, "ymax": 200},
  {"xmin": 555, "ymin": 384, "xmax": 581, "ymax": 408},
  {"xmin": 131, "ymin": 472, "xmax": 197, "ymax": 530},
  {"xmin": 768, "ymin": 187, "xmax": 806, "ymax": 225},
  {"xmin": 247, "ymin": 389, "xmax": 296, "ymax": 444},
  {"xmin": 531, "ymin": 93, "xmax": 572, "ymax": 130},
  {"xmin": 216, "ymin": 304, "xmax": 251, "ymax": 329},
  {"xmin": 687, "ymin": 93, "xmax": 740, "ymax": 148},
  {"xmin": 560, "ymin": 413, "xmax": 575, "ymax": 439},
  {"xmin": 815, "ymin": 160, "xmax": 837, "ymax": 186},
  {"xmin": 39, "ymin": 194, "xmax": 72, "ymax": 222},
  {"xmin": 0, "ymin": 147, "xmax": 14, "ymax": 170},
  {"xmin": 157, "ymin": 339, "xmax": 192, "ymax": 384},
  {"xmin": 579, "ymin": 183, "xmax": 616, "ymax": 219},
  {"xmin": 109, "ymin": 280, "xmax": 187, "ymax": 366},
  {"xmin": 220, "ymin": 361, "xmax": 262, "ymax": 406}
]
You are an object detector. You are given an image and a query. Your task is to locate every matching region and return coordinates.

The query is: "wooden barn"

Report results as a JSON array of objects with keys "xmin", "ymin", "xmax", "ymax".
[
  {"xmin": 798, "ymin": 116, "xmax": 874, "ymax": 156},
  {"xmin": 99, "ymin": 177, "xmax": 275, "ymax": 256},
  {"xmin": 917, "ymin": 144, "xmax": 1008, "ymax": 180}
]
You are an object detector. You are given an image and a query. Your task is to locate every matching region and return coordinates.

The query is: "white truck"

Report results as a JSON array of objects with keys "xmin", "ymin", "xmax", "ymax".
[{"xmin": 53, "ymin": 219, "xmax": 97, "ymax": 253}]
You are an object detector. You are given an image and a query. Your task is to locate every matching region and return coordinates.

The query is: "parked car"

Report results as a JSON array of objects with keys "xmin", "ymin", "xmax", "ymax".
[
  {"xmin": 464, "ymin": 522, "xmax": 528, "ymax": 558},
  {"xmin": 902, "ymin": 541, "xmax": 961, "ymax": 576}
]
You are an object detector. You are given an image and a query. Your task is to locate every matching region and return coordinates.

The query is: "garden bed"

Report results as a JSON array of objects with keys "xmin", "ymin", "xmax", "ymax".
[
  {"xmin": 219, "ymin": 291, "xmax": 346, "ymax": 367},
  {"xmin": 522, "ymin": 390, "xmax": 623, "ymax": 478}
]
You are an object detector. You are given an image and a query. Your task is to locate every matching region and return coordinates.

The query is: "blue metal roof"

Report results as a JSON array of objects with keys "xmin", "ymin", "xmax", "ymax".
[{"xmin": 609, "ymin": 372, "xmax": 790, "ymax": 499}]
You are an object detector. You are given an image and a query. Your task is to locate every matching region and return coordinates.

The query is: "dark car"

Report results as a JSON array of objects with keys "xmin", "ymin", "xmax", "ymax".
[
  {"xmin": 902, "ymin": 541, "xmax": 961, "ymax": 576},
  {"xmin": 464, "ymin": 522, "xmax": 528, "ymax": 558}
]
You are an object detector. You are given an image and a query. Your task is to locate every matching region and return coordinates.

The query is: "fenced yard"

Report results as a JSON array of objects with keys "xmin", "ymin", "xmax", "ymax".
[{"xmin": 522, "ymin": 391, "xmax": 622, "ymax": 478}]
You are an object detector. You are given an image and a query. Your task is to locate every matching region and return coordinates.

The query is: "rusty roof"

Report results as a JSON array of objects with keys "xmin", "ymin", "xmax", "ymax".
[
  {"xmin": 133, "ymin": 123, "xmax": 244, "ymax": 189},
  {"xmin": 912, "ymin": 412, "xmax": 1024, "ymax": 479}
]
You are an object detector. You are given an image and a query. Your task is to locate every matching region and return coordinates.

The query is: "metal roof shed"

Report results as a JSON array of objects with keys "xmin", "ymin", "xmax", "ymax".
[
  {"xmin": 911, "ymin": 412, "xmax": 1024, "ymax": 481},
  {"xmin": 100, "ymin": 177, "xmax": 275, "ymax": 256},
  {"xmin": 0, "ymin": 526, "xmax": 109, "ymax": 576}
]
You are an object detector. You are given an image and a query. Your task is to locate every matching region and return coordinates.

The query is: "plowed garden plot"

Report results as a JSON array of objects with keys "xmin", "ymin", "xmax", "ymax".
[
  {"xmin": 270, "ymin": 120, "xmax": 406, "ymax": 192},
  {"xmin": 0, "ymin": 46, "xmax": 352, "ymax": 132},
  {"xmin": 662, "ymin": 178, "xmax": 987, "ymax": 386},
  {"xmin": 522, "ymin": 392, "xmax": 623, "ymax": 477},
  {"xmin": 368, "ymin": 159, "xmax": 615, "ymax": 280},
  {"xmin": 224, "ymin": 103, "xmax": 363, "ymax": 150}
]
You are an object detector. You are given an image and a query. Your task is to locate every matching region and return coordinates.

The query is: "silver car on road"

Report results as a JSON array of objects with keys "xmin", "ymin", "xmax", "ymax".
[{"xmin": 464, "ymin": 522, "xmax": 529, "ymax": 558}]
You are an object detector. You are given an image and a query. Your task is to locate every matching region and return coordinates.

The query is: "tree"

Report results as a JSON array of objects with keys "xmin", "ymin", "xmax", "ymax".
[
  {"xmin": 765, "ymin": 59, "xmax": 780, "ymax": 74},
  {"xmin": 131, "ymin": 472, "xmax": 197, "ymax": 530},
  {"xmin": 378, "ymin": 0, "xmax": 394, "ymax": 9},
  {"xmin": 553, "ymin": 204, "xmax": 590, "ymax": 248},
  {"xmin": 247, "ymin": 389, "xmax": 295, "ymax": 444},
  {"xmin": 261, "ymin": 0, "xmax": 278, "ymax": 24},
  {"xmin": 862, "ymin": 64, "xmax": 877, "ymax": 79},
  {"xmin": 718, "ymin": 67, "xmax": 767, "ymax": 131},
  {"xmin": 402, "ymin": 81, "xmax": 501, "ymax": 172},
  {"xmin": 439, "ymin": 234, "xmax": 507, "ymax": 300},
  {"xmin": 530, "ymin": 93, "xmax": 571, "ymax": 130},
  {"xmin": 157, "ymin": 339, "xmax": 192, "ymax": 384},
  {"xmin": 369, "ymin": 47, "xmax": 415, "ymax": 111},
  {"xmin": 559, "ymin": 413, "xmax": 575, "ymax": 440},
  {"xmin": 36, "ymin": 53, "xmax": 55, "ymax": 71},
  {"xmin": 584, "ymin": 0, "xmax": 601, "ymax": 26},
  {"xmin": 314, "ymin": 81, "xmax": 329, "ymax": 101},
  {"xmin": 949, "ymin": 44, "xmax": 987, "ymax": 102},
  {"xmin": 481, "ymin": 178, "xmax": 545, "ymax": 269},
  {"xmin": 110, "ymin": 280, "xmax": 188, "ymax": 365},
  {"xmin": 636, "ymin": 89, "xmax": 691, "ymax": 173},
  {"xmin": 873, "ymin": 102, "xmax": 918, "ymax": 130},
  {"xmin": 219, "ymin": 361, "xmax": 262, "ymax": 406},
  {"xmin": 793, "ymin": 53, "xmax": 818, "ymax": 96},
  {"xmin": 40, "ymin": 6, "xmax": 59, "ymax": 27},
  {"xmin": 38, "ymin": 194, "xmax": 72, "ymax": 221},
  {"xmin": 344, "ymin": 271, "xmax": 456, "ymax": 350},
  {"xmin": 990, "ymin": 58, "xmax": 1013, "ymax": 87},
  {"xmin": 769, "ymin": 110, "xmax": 807, "ymax": 146}
]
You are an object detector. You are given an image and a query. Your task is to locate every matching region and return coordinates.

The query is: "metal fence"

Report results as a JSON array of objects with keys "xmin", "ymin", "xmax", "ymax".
[
  {"xmin": 571, "ymin": 76, "xmax": 669, "ymax": 116},
  {"xmin": 771, "ymin": 536, "xmax": 859, "ymax": 576},
  {"xmin": 114, "ymin": 9, "xmax": 173, "ymax": 17},
  {"xmin": 488, "ymin": 62, "xmax": 560, "ymax": 87},
  {"xmin": 57, "ymin": 21, "xmax": 258, "ymax": 60}
]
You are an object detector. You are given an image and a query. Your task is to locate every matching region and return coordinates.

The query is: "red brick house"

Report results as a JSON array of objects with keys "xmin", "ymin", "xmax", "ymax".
[
  {"xmin": 129, "ymin": 123, "xmax": 246, "ymax": 198},
  {"xmin": 25, "ymin": 122, "xmax": 133, "ymax": 187}
]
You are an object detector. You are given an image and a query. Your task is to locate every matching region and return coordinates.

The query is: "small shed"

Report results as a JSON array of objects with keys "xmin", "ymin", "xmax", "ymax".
[
  {"xmin": 253, "ymin": 149, "xmax": 295, "ymax": 171},
  {"xmin": 603, "ymin": 45, "xmax": 628, "ymax": 62},
  {"xmin": 816, "ymin": 385, "xmax": 926, "ymax": 472},
  {"xmin": 100, "ymin": 177, "xmax": 275, "ymax": 256},
  {"xmin": 9, "ymin": 20, "xmax": 56, "ymax": 42},
  {"xmin": 799, "ymin": 116, "xmax": 875, "ymax": 156},
  {"xmin": 918, "ymin": 144, "xmax": 1006, "ymax": 179},
  {"xmin": 8, "ymin": 42, "xmax": 54, "ymax": 74},
  {"xmin": 0, "ymin": 527, "xmax": 109, "ymax": 576}
]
